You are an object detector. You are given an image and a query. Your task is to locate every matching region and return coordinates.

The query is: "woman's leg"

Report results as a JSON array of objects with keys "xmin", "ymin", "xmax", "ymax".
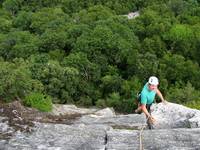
[{"xmin": 146, "ymin": 104, "xmax": 153, "ymax": 129}]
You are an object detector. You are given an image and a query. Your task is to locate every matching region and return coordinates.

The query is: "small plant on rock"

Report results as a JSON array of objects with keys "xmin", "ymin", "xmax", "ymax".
[{"xmin": 23, "ymin": 92, "xmax": 53, "ymax": 112}]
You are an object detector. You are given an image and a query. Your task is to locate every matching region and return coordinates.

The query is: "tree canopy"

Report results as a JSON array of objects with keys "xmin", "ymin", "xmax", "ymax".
[{"xmin": 0, "ymin": 0, "xmax": 200, "ymax": 112}]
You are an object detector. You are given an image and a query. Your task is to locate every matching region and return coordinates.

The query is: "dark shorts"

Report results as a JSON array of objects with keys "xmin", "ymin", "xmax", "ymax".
[{"xmin": 146, "ymin": 104, "xmax": 152, "ymax": 114}]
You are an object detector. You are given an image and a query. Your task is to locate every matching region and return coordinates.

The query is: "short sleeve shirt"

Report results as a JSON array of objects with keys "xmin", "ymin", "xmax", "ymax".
[{"xmin": 140, "ymin": 83, "xmax": 156, "ymax": 105}]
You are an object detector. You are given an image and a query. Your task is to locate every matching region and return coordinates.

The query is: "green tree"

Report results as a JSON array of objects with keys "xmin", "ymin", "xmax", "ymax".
[
  {"xmin": 73, "ymin": 5, "xmax": 115, "ymax": 25},
  {"xmin": 62, "ymin": 52, "xmax": 101, "ymax": 103},
  {"xmin": 2, "ymin": 0, "xmax": 22, "ymax": 15},
  {"xmin": 48, "ymin": 49, "xmax": 65, "ymax": 62},
  {"xmin": 0, "ymin": 58, "xmax": 43, "ymax": 102},
  {"xmin": 132, "ymin": 52, "xmax": 159, "ymax": 81},
  {"xmin": 141, "ymin": 36, "xmax": 166, "ymax": 57},
  {"xmin": 124, "ymin": 76, "xmax": 143, "ymax": 99},
  {"xmin": 192, "ymin": 24, "xmax": 200, "ymax": 64},
  {"xmin": 164, "ymin": 24, "xmax": 195, "ymax": 58},
  {"xmin": 106, "ymin": 92, "xmax": 122, "ymax": 111},
  {"xmin": 38, "ymin": 29, "xmax": 68, "ymax": 52},
  {"xmin": 13, "ymin": 11, "xmax": 32, "ymax": 30},
  {"xmin": 61, "ymin": 0, "xmax": 83, "ymax": 14},
  {"xmin": 30, "ymin": 7, "xmax": 70, "ymax": 34},
  {"xmin": 0, "ymin": 18, "xmax": 12, "ymax": 33},
  {"xmin": 158, "ymin": 52, "xmax": 200, "ymax": 89},
  {"xmin": 74, "ymin": 21, "xmax": 140, "ymax": 71},
  {"xmin": 0, "ymin": 31, "xmax": 39, "ymax": 59},
  {"xmin": 65, "ymin": 23, "xmax": 91, "ymax": 52},
  {"xmin": 29, "ymin": 54, "xmax": 80, "ymax": 104},
  {"xmin": 62, "ymin": 52, "xmax": 100, "ymax": 82},
  {"xmin": 104, "ymin": 0, "xmax": 136, "ymax": 14},
  {"xmin": 166, "ymin": 82, "xmax": 200, "ymax": 104},
  {"xmin": 129, "ymin": 7, "xmax": 174, "ymax": 40},
  {"xmin": 21, "ymin": 0, "xmax": 62, "ymax": 11},
  {"xmin": 100, "ymin": 74, "xmax": 123, "ymax": 97},
  {"xmin": 167, "ymin": 0, "xmax": 197, "ymax": 16}
]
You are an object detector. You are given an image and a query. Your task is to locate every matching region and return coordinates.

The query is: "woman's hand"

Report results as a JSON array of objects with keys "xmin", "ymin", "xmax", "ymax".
[
  {"xmin": 162, "ymin": 100, "xmax": 168, "ymax": 105},
  {"xmin": 149, "ymin": 116, "xmax": 156, "ymax": 124}
]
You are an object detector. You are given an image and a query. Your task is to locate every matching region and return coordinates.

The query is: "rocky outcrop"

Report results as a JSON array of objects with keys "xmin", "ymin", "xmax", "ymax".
[
  {"xmin": 1, "ymin": 101, "xmax": 200, "ymax": 149},
  {"xmin": 106, "ymin": 128, "xmax": 200, "ymax": 150},
  {"xmin": 93, "ymin": 108, "xmax": 116, "ymax": 117},
  {"xmin": 124, "ymin": 11, "xmax": 140, "ymax": 19},
  {"xmin": 1, "ymin": 122, "xmax": 200, "ymax": 150},
  {"xmin": 75, "ymin": 114, "xmax": 146, "ymax": 130},
  {"xmin": 151, "ymin": 102, "xmax": 200, "ymax": 129},
  {"xmin": 51, "ymin": 104, "xmax": 98, "ymax": 116},
  {"xmin": 2, "ymin": 123, "xmax": 106, "ymax": 150}
]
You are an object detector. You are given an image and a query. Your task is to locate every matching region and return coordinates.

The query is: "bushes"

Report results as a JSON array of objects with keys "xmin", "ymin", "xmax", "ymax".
[
  {"xmin": 0, "ymin": 31, "xmax": 39, "ymax": 59},
  {"xmin": 23, "ymin": 92, "xmax": 52, "ymax": 112},
  {"xmin": 166, "ymin": 82, "xmax": 200, "ymax": 105},
  {"xmin": 0, "ymin": 58, "xmax": 43, "ymax": 102},
  {"xmin": 96, "ymin": 92, "xmax": 135, "ymax": 113},
  {"xmin": 185, "ymin": 101, "xmax": 200, "ymax": 110}
]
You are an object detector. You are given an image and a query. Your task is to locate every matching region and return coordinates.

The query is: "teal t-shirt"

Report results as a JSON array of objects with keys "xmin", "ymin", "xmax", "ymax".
[{"xmin": 140, "ymin": 83, "xmax": 156, "ymax": 105}]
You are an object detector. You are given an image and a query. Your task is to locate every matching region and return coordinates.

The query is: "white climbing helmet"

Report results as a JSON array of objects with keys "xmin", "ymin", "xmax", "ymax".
[{"xmin": 148, "ymin": 76, "xmax": 159, "ymax": 85}]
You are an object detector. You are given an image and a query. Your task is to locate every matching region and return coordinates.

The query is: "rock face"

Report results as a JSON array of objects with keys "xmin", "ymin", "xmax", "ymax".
[
  {"xmin": 94, "ymin": 108, "xmax": 116, "ymax": 118},
  {"xmin": 151, "ymin": 102, "xmax": 200, "ymax": 129},
  {"xmin": 51, "ymin": 104, "xmax": 98, "ymax": 116},
  {"xmin": 3, "ymin": 123, "xmax": 106, "ymax": 150},
  {"xmin": 123, "ymin": 11, "xmax": 140, "ymax": 19},
  {"xmin": 106, "ymin": 128, "xmax": 200, "ymax": 150},
  {"xmin": 75, "ymin": 114, "xmax": 146, "ymax": 130},
  {"xmin": 1, "ymin": 102, "xmax": 200, "ymax": 150}
]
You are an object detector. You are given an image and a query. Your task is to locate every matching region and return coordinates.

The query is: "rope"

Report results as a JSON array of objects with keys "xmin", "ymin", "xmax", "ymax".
[
  {"xmin": 139, "ymin": 116, "xmax": 150, "ymax": 150},
  {"xmin": 139, "ymin": 125, "xmax": 145, "ymax": 150}
]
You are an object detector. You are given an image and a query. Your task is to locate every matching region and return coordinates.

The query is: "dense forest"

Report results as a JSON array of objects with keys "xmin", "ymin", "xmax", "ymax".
[{"xmin": 0, "ymin": 0, "xmax": 200, "ymax": 112}]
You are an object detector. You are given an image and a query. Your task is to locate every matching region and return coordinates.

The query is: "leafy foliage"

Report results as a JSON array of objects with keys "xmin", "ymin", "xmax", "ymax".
[
  {"xmin": 166, "ymin": 82, "xmax": 200, "ymax": 104},
  {"xmin": 0, "ymin": 31, "xmax": 39, "ymax": 59},
  {"xmin": 0, "ymin": 58, "xmax": 43, "ymax": 102},
  {"xmin": 23, "ymin": 92, "xmax": 52, "ymax": 112},
  {"xmin": 0, "ymin": 0, "xmax": 200, "ymax": 111}
]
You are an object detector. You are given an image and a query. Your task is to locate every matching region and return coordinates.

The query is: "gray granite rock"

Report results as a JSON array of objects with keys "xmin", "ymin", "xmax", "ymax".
[
  {"xmin": 106, "ymin": 128, "xmax": 200, "ymax": 150},
  {"xmin": 1, "ymin": 103, "xmax": 200, "ymax": 150},
  {"xmin": 3, "ymin": 123, "xmax": 106, "ymax": 150},
  {"xmin": 74, "ymin": 114, "xmax": 147, "ymax": 130},
  {"xmin": 123, "ymin": 11, "xmax": 140, "ymax": 19},
  {"xmin": 106, "ymin": 129, "xmax": 140, "ymax": 150},
  {"xmin": 51, "ymin": 104, "xmax": 98, "ymax": 116},
  {"xmin": 0, "ymin": 117, "xmax": 14, "ymax": 133},
  {"xmin": 151, "ymin": 102, "xmax": 200, "ymax": 129},
  {"xmin": 142, "ymin": 128, "xmax": 200, "ymax": 150},
  {"xmin": 93, "ymin": 108, "xmax": 116, "ymax": 118}
]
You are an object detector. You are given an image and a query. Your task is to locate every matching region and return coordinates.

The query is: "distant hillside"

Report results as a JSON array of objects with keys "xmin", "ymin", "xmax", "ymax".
[{"xmin": 0, "ymin": 0, "xmax": 200, "ymax": 112}]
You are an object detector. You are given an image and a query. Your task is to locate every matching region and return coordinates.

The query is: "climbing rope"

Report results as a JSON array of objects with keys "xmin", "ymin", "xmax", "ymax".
[
  {"xmin": 139, "ymin": 116, "xmax": 150, "ymax": 150},
  {"xmin": 139, "ymin": 125, "xmax": 145, "ymax": 150}
]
